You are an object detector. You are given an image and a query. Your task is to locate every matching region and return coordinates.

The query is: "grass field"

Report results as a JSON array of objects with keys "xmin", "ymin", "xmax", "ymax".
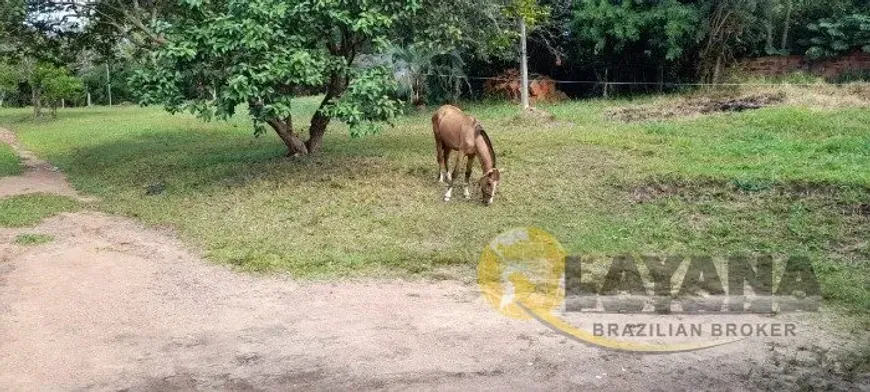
[
  {"xmin": 0, "ymin": 194, "xmax": 82, "ymax": 227},
  {"xmin": 0, "ymin": 142, "xmax": 21, "ymax": 176},
  {"xmin": 13, "ymin": 233, "xmax": 54, "ymax": 245},
  {"xmin": 0, "ymin": 89, "xmax": 867, "ymax": 310}
]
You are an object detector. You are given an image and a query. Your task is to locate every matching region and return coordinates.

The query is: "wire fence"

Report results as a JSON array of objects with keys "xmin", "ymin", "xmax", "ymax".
[
  {"xmin": 425, "ymin": 73, "xmax": 844, "ymax": 87},
  {"xmin": 411, "ymin": 71, "xmax": 863, "ymax": 100}
]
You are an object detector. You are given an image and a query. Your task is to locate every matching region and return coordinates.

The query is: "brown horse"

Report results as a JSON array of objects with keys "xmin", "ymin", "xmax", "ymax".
[{"xmin": 432, "ymin": 105, "xmax": 500, "ymax": 205}]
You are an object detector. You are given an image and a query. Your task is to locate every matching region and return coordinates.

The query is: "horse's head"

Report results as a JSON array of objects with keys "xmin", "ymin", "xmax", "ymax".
[{"xmin": 479, "ymin": 168, "xmax": 500, "ymax": 206}]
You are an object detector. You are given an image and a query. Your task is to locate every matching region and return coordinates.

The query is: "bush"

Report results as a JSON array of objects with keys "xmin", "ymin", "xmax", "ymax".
[
  {"xmin": 804, "ymin": 14, "xmax": 870, "ymax": 60},
  {"xmin": 830, "ymin": 70, "xmax": 870, "ymax": 83}
]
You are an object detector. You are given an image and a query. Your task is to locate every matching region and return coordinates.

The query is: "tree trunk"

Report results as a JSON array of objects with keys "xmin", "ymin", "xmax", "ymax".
[
  {"xmin": 713, "ymin": 48, "xmax": 724, "ymax": 84},
  {"xmin": 106, "ymin": 63, "xmax": 113, "ymax": 106},
  {"xmin": 32, "ymin": 88, "xmax": 42, "ymax": 117},
  {"xmin": 307, "ymin": 111, "xmax": 330, "ymax": 153},
  {"xmin": 305, "ymin": 72, "xmax": 349, "ymax": 153},
  {"xmin": 267, "ymin": 116, "xmax": 308, "ymax": 156},
  {"xmin": 765, "ymin": 22, "xmax": 774, "ymax": 53},
  {"xmin": 780, "ymin": 0, "xmax": 792, "ymax": 52}
]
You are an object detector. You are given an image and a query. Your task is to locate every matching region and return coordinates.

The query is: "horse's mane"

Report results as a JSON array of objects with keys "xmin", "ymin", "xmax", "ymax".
[{"xmin": 477, "ymin": 125, "xmax": 496, "ymax": 167}]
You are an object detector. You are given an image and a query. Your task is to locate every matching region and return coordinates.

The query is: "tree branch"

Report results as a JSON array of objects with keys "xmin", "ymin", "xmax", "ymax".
[{"xmin": 50, "ymin": 0, "xmax": 167, "ymax": 46}]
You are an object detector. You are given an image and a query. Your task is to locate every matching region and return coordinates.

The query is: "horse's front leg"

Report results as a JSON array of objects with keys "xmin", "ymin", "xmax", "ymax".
[
  {"xmin": 444, "ymin": 153, "xmax": 462, "ymax": 202},
  {"xmin": 464, "ymin": 155, "xmax": 475, "ymax": 199}
]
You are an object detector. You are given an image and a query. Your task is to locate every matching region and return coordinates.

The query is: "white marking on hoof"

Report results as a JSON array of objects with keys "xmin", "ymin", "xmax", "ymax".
[
  {"xmin": 444, "ymin": 188, "xmax": 453, "ymax": 201},
  {"xmin": 463, "ymin": 187, "xmax": 470, "ymax": 199}
]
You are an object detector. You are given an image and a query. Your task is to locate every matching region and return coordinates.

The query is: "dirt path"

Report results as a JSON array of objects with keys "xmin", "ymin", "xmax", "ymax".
[
  {"xmin": 0, "ymin": 129, "xmax": 92, "ymax": 201},
  {"xmin": 0, "ymin": 130, "xmax": 866, "ymax": 391}
]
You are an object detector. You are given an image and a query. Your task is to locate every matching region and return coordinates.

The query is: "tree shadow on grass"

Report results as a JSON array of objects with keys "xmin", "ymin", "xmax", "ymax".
[{"xmin": 47, "ymin": 125, "xmax": 441, "ymax": 197}]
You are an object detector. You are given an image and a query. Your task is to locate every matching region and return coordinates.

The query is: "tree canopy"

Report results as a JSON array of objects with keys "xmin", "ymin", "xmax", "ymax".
[
  {"xmin": 131, "ymin": 0, "xmax": 420, "ymax": 156},
  {"xmin": 805, "ymin": 13, "xmax": 870, "ymax": 59}
]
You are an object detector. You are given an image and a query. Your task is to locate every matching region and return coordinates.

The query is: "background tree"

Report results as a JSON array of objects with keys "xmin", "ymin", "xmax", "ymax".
[
  {"xmin": 389, "ymin": 45, "xmax": 440, "ymax": 107},
  {"xmin": 697, "ymin": 0, "xmax": 762, "ymax": 83},
  {"xmin": 24, "ymin": 62, "xmax": 83, "ymax": 116},
  {"xmin": 39, "ymin": 64, "xmax": 83, "ymax": 116},
  {"xmin": 23, "ymin": 0, "xmax": 177, "ymax": 49},
  {"xmin": 804, "ymin": 13, "xmax": 870, "ymax": 59},
  {"xmin": 393, "ymin": 0, "xmax": 515, "ymax": 60},
  {"xmin": 0, "ymin": 62, "xmax": 19, "ymax": 107},
  {"xmin": 570, "ymin": 0, "xmax": 701, "ymax": 88},
  {"xmin": 132, "ymin": 0, "xmax": 421, "ymax": 156},
  {"xmin": 388, "ymin": 0, "xmax": 517, "ymax": 105},
  {"xmin": 7, "ymin": 0, "xmax": 870, "ymax": 109},
  {"xmin": 778, "ymin": 0, "xmax": 870, "ymax": 55},
  {"xmin": 392, "ymin": 0, "xmax": 555, "ymax": 106}
]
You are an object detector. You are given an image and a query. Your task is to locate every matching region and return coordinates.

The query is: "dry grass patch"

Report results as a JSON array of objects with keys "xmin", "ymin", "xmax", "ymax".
[
  {"xmin": 607, "ymin": 92, "xmax": 786, "ymax": 122},
  {"xmin": 606, "ymin": 82, "xmax": 870, "ymax": 122}
]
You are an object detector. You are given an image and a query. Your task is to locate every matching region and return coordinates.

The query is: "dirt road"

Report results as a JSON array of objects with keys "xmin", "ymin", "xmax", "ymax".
[{"xmin": 0, "ymin": 129, "xmax": 866, "ymax": 391}]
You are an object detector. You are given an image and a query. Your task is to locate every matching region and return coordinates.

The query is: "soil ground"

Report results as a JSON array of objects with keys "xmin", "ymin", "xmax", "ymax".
[
  {"xmin": 0, "ymin": 128, "xmax": 866, "ymax": 391},
  {"xmin": 0, "ymin": 130, "xmax": 91, "ymax": 201}
]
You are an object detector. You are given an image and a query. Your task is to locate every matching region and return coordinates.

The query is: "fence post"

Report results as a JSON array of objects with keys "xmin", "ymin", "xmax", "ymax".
[
  {"xmin": 519, "ymin": 18, "xmax": 530, "ymax": 110},
  {"xmin": 658, "ymin": 65, "xmax": 664, "ymax": 93},
  {"xmin": 106, "ymin": 63, "xmax": 112, "ymax": 106}
]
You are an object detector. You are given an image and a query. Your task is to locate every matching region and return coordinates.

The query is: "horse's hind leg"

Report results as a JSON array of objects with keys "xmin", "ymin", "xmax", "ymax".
[
  {"xmin": 464, "ymin": 155, "xmax": 475, "ymax": 199},
  {"xmin": 442, "ymin": 147, "xmax": 452, "ymax": 183},
  {"xmin": 436, "ymin": 139, "xmax": 448, "ymax": 183}
]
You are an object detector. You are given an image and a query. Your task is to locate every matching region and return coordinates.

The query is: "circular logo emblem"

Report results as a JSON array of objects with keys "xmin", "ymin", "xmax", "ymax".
[
  {"xmin": 478, "ymin": 227, "xmax": 566, "ymax": 319},
  {"xmin": 478, "ymin": 228, "xmax": 743, "ymax": 353}
]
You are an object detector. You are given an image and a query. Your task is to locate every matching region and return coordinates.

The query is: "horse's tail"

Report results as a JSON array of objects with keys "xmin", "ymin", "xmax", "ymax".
[{"xmin": 476, "ymin": 123, "xmax": 496, "ymax": 168}]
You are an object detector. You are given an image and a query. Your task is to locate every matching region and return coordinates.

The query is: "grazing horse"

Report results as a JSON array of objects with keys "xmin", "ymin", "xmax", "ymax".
[{"xmin": 432, "ymin": 105, "xmax": 500, "ymax": 205}]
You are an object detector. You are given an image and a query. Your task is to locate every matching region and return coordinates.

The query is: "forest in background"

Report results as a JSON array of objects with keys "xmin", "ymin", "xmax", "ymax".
[{"xmin": 0, "ymin": 0, "xmax": 868, "ymax": 119}]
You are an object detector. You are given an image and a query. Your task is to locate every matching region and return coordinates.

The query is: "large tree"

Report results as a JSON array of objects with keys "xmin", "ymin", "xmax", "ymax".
[
  {"xmin": 572, "ymin": 0, "xmax": 702, "ymax": 64},
  {"xmin": 804, "ymin": 13, "xmax": 870, "ymax": 59},
  {"xmin": 130, "ymin": 0, "xmax": 419, "ymax": 156},
  {"xmin": 0, "ymin": 62, "xmax": 18, "ymax": 106}
]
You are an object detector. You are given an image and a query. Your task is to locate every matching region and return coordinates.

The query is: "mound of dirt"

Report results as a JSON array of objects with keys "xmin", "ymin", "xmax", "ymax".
[
  {"xmin": 607, "ymin": 93, "xmax": 786, "ymax": 122},
  {"xmin": 484, "ymin": 69, "xmax": 568, "ymax": 104}
]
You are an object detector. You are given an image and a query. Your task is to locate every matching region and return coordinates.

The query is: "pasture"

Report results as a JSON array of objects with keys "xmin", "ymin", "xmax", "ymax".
[
  {"xmin": 0, "ymin": 143, "xmax": 21, "ymax": 177},
  {"xmin": 0, "ymin": 90, "xmax": 868, "ymax": 311}
]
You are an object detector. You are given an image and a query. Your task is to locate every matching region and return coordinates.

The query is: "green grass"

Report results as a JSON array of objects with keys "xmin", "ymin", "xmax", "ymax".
[
  {"xmin": 0, "ymin": 143, "xmax": 22, "ymax": 176},
  {"xmin": 14, "ymin": 233, "xmax": 54, "ymax": 245},
  {"xmin": 0, "ymin": 92, "xmax": 867, "ymax": 310},
  {"xmin": 0, "ymin": 194, "xmax": 82, "ymax": 227}
]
